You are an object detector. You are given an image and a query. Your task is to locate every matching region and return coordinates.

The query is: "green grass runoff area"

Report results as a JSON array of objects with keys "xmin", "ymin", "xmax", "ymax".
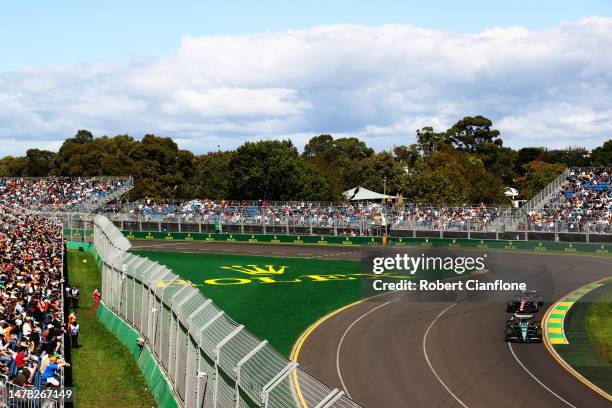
[
  {"xmin": 67, "ymin": 250, "xmax": 156, "ymax": 408},
  {"xmin": 586, "ymin": 285, "xmax": 612, "ymax": 363},
  {"xmin": 557, "ymin": 283, "xmax": 612, "ymax": 394},
  {"xmin": 132, "ymin": 250, "xmax": 363, "ymax": 355}
]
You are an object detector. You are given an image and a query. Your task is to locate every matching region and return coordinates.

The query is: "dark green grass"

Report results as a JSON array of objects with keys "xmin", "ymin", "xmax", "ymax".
[
  {"xmin": 68, "ymin": 250, "xmax": 156, "ymax": 408},
  {"xmin": 586, "ymin": 286, "xmax": 612, "ymax": 362},
  {"xmin": 557, "ymin": 283, "xmax": 612, "ymax": 394},
  {"xmin": 132, "ymin": 250, "xmax": 364, "ymax": 356}
]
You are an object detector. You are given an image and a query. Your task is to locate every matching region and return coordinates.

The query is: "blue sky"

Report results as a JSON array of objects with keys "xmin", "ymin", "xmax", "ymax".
[
  {"xmin": 3, "ymin": 1, "xmax": 610, "ymax": 70},
  {"xmin": 1, "ymin": 2, "xmax": 612, "ymax": 155}
]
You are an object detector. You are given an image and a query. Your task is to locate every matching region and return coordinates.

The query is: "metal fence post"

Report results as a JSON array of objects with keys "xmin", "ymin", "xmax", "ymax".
[
  {"xmin": 261, "ymin": 362, "xmax": 298, "ymax": 408},
  {"xmin": 234, "ymin": 340, "xmax": 268, "ymax": 408},
  {"xmin": 315, "ymin": 389, "xmax": 345, "ymax": 408},
  {"xmin": 172, "ymin": 289, "xmax": 201, "ymax": 375},
  {"xmin": 156, "ymin": 275, "xmax": 179, "ymax": 358},
  {"xmin": 213, "ymin": 325, "xmax": 244, "ymax": 407},
  {"xmin": 467, "ymin": 219, "xmax": 471, "ymax": 240},
  {"xmin": 586, "ymin": 221, "xmax": 590, "ymax": 243},
  {"xmin": 197, "ymin": 311, "xmax": 225, "ymax": 407}
]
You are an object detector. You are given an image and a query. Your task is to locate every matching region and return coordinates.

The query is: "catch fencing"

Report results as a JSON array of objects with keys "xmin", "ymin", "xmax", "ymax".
[{"xmin": 94, "ymin": 214, "xmax": 362, "ymax": 408}]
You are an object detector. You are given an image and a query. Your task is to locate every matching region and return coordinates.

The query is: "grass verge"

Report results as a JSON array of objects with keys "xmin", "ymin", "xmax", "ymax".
[
  {"xmin": 132, "ymin": 250, "xmax": 362, "ymax": 356},
  {"xmin": 557, "ymin": 283, "xmax": 612, "ymax": 394},
  {"xmin": 68, "ymin": 250, "xmax": 156, "ymax": 408},
  {"xmin": 586, "ymin": 286, "xmax": 612, "ymax": 363}
]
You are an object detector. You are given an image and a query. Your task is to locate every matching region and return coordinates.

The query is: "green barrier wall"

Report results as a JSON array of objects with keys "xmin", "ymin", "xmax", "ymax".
[
  {"xmin": 67, "ymin": 241, "xmax": 180, "ymax": 408},
  {"xmin": 123, "ymin": 230, "xmax": 382, "ymax": 245},
  {"xmin": 65, "ymin": 228, "xmax": 94, "ymax": 241},
  {"xmin": 390, "ymin": 236, "xmax": 611, "ymax": 255},
  {"xmin": 65, "ymin": 230, "xmax": 612, "ymax": 255},
  {"xmin": 96, "ymin": 302, "xmax": 180, "ymax": 408}
]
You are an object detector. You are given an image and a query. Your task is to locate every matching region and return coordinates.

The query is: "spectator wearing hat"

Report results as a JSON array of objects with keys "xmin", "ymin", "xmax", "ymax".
[{"xmin": 41, "ymin": 356, "xmax": 69, "ymax": 387}]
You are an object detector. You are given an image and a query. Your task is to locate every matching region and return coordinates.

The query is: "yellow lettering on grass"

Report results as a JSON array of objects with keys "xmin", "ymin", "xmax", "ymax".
[
  {"xmin": 204, "ymin": 278, "xmax": 251, "ymax": 285},
  {"xmin": 306, "ymin": 274, "xmax": 357, "ymax": 282},
  {"xmin": 254, "ymin": 277, "xmax": 302, "ymax": 283}
]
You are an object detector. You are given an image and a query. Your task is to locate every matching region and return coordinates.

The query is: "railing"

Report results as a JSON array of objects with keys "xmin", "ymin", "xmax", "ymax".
[
  {"xmin": 94, "ymin": 214, "xmax": 362, "ymax": 408},
  {"xmin": 29, "ymin": 177, "xmax": 134, "ymax": 216},
  {"xmin": 0, "ymin": 376, "xmax": 66, "ymax": 407},
  {"xmin": 59, "ymin": 208, "xmax": 610, "ymax": 243},
  {"xmin": 501, "ymin": 167, "xmax": 571, "ymax": 227}
]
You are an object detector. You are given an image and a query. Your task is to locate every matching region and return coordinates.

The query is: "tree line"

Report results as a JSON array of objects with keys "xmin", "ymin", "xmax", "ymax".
[{"xmin": 1, "ymin": 116, "xmax": 610, "ymax": 204}]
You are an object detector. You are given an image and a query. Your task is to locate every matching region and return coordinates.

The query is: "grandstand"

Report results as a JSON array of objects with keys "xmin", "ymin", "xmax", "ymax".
[
  {"xmin": 0, "ymin": 204, "xmax": 67, "ymax": 405},
  {"xmin": 0, "ymin": 177, "xmax": 132, "ymax": 407},
  {"xmin": 95, "ymin": 168, "xmax": 610, "ymax": 241},
  {"xmin": 0, "ymin": 177, "xmax": 133, "ymax": 213},
  {"xmin": 527, "ymin": 168, "xmax": 611, "ymax": 233}
]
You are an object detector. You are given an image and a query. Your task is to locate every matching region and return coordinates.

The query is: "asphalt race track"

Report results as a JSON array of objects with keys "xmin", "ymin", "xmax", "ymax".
[
  {"xmin": 130, "ymin": 240, "xmax": 612, "ymax": 408},
  {"xmin": 129, "ymin": 239, "xmax": 371, "ymax": 260}
]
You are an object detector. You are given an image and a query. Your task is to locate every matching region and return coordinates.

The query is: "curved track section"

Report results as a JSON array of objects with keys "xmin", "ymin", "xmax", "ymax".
[
  {"xmin": 297, "ymin": 252, "xmax": 612, "ymax": 408},
  {"xmin": 130, "ymin": 241, "xmax": 611, "ymax": 407}
]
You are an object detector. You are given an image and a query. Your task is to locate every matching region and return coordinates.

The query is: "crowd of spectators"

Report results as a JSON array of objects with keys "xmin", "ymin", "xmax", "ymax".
[
  {"xmin": 527, "ymin": 168, "xmax": 611, "ymax": 232},
  {"xmin": 0, "ymin": 204, "xmax": 68, "ymax": 389},
  {"xmin": 106, "ymin": 198, "xmax": 504, "ymax": 231},
  {"xmin": 391, "ymin": 205, "xmax": 503, "ymax": 231},
  {"xmin": 0, "ymin": 177, "xmax": 128, "ymax": 211}
]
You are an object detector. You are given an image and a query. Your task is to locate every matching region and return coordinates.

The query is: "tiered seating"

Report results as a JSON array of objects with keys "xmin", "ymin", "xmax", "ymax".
[
  {"xmin": 0, "ymin": 177, "xmax": 131, "ymax": 212},
  {"xmin": 0, "ymin": 204, "xmax": 67, "ymax": 392},
  {"xmin": 110, "ymin": 199, "xmax": 504, "ymax": 231},
  {"xmin": 528, "ymin": 168, "xmax": 611, "ymax": 233}
]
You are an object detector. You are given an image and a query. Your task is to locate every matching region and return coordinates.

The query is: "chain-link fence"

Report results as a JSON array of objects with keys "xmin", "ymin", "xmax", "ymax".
[{"xmin": 94, "ymin": 214, "xmax": 362, "ymax": 408}]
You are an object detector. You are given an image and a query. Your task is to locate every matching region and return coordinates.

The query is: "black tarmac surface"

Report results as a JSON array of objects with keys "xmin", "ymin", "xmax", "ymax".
[{"xmin": 131, "ymin": 240, "xmax": 612, "ymax": 408}]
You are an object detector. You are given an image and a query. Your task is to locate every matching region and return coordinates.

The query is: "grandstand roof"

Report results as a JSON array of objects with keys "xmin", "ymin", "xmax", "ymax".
[{"xmin": 343, "ymin": 186, "xmax": 395, "ymax": 201}]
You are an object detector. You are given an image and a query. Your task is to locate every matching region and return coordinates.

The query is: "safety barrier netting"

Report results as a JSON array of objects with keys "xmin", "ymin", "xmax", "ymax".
[{"xmin": 94, "ymin": 214, "xmax": 363, "ymax": 408}]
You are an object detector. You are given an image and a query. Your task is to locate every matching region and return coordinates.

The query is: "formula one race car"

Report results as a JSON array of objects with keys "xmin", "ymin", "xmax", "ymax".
[
  {"xmin": 506, "ymin": 290, "xmax": 544, "ymax": 313},
  {"xmin": 505, "ymin": 313, "xmax": 543, "ymax": 343}
]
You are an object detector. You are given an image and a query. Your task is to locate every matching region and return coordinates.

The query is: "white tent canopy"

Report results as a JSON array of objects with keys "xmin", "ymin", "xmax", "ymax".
[{"xmin": 343, "ymin": 186, "xmax": 395, "ymax": 201}]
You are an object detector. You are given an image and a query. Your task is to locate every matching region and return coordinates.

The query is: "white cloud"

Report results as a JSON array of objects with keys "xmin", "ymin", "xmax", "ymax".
[{"xmin": 1, "ymin": 18, "xmax": 612, "ymax": 155}]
